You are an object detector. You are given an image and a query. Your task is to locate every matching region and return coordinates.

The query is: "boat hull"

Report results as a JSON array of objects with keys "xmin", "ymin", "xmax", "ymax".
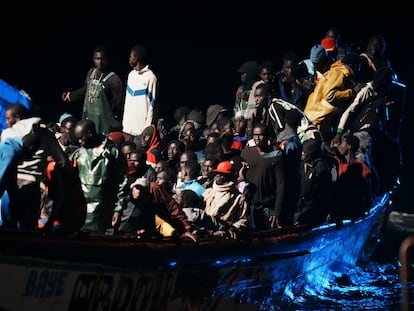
[{"xmin": 0, "ymin": 193, "xmax": 389, "ymax": 311}]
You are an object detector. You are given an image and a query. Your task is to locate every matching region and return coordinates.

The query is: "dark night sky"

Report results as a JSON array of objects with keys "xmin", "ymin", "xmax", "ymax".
[{"xmin": 2, "ymin": 4, "xmax": 413, "ymax": 186}]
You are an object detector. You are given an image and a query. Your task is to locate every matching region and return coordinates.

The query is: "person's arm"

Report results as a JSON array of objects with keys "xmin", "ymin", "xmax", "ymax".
[{"xmin": 62, "ymin": 68, "xmax": 93, "ymax": 103}]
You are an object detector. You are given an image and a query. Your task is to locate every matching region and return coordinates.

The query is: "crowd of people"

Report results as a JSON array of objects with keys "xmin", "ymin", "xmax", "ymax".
[{"xmin": 0, "ymin": 28, "xmax": 402, "ymax": 243}]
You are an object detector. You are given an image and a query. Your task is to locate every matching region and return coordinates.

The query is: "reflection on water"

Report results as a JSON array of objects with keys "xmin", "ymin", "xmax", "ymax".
[{"xmin": 267, "ymin": 259, "xmax": 407, "ymax": 311}]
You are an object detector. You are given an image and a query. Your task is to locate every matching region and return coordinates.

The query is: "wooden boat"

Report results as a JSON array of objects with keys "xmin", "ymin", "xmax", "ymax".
[{"xmin": 0, "ymin": 192, "xmax": 391, "ymax": 311}]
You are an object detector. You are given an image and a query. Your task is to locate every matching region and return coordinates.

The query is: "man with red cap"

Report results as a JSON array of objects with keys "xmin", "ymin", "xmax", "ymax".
[{"xmin": 200, "ymin": 160, "xmax": 249, "ymax": 239}]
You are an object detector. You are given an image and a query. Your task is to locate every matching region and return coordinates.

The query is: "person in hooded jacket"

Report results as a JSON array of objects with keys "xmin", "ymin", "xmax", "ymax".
[
  {"xmin": 294, "ymin": 138, "xmax": 333, "ymax": 227},
  {"xmin": 234, "ymin": 61, "xmax": 259, "ymax": 120}
]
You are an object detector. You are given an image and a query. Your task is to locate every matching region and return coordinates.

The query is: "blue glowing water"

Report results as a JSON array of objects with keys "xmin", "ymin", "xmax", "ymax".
[{"xmin": 262, "ymin": 256, "xmax": 410, "ymax": 311}]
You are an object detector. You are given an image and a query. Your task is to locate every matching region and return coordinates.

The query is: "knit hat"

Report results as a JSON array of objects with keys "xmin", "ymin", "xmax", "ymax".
[
  {"xmin": 212, "ymin": 161, "xmax": 233, "ymax": 175},
  {"xmin": 321, "ymin": 37, "xmax": 337, "ymax": 52},
  {"xmin": 59, "ymin": 112, "xmax": 74, "ymax": 124},
  {"xmin": 141, "ymin": 125, "xmax": 155, "ymax": 136},
  {"xmin": 187, "ymin": 109, "xmax": 205, "ymax": 128},
  {"xmin": 310, "ymin": 44, "xmax": 328, "ymax": 63},
  {"xmin": 206, "ymin": 104, "xmax": 229, "ymax": 127},
  {"xmin": 302, "ymin": 139, "xmax": 321, "ymax": 159},
  {"xmin": 108, "ymin": 131, "xmax": 125, "ymax": 144},
  {"xmin": 237, "ymin": 61, "xmax": 259, "ymax": 74}
]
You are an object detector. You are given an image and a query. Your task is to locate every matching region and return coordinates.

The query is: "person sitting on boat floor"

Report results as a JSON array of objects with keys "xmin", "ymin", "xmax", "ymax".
[
  {"xmin": 294, "ymin": 138, "xmax": 333, "ymax": 228},
  {"xmin": 201, "ymin": 161, "xmax": 249, "ymax": 239},
  {"xmin": 125, "ymin": 147, "xmax": 157, "ymax": 188},
  {"xmin": 197, "ymin": 156, "xmax": 218, "ymax": 189},
  {"xmin": 179, "ymin": 189, "xmax": 211, "ymax": 237},
  {"xmin": 179, "ymin": 161, "xmax": 249, "ymax": 239},
  {"xmin": 329, "ymin": 133, "xmax": 372, "ymax": 221},
  {"xmin": 180, "ymin": 159, "xmax": 205, "ymax": 198},
  {"xmin": 148, "ymin": 176, "xmax": 198, "ymax": 243},
  {"xmin": 117, "ymin": 177, "xmax": 156, "ymax": 239}
]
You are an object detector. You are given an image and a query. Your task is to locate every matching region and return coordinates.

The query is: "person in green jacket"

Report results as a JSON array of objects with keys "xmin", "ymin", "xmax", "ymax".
[{"xmin": 70, "ymin": 119, "xmax": 128, "ymax": 234}]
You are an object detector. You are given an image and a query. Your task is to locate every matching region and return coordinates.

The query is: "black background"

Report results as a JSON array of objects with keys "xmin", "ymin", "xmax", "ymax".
[{"xmin": 2, "ymin": 3, "xmax": 413, "ymax": 205}]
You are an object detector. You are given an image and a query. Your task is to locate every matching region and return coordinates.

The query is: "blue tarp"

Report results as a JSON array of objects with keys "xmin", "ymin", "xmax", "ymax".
[{"xmin": 0, "ymin": 79, "xmax": 31, "ymax": 136}]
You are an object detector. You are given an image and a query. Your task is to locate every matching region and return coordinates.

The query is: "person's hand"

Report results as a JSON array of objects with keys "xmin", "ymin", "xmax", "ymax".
[
  {"xmin": 61, "ymin": 92, "xmax": 70, "ymax": 102},
  {"xmin": 228, "ymin": 227, "xmax": 239, "ymax": 239},
  {"xmin": 269, "ymin": 215, "xmax": 282, "ymax": 229},
  {"xmin": 330, "ymin": 133, "xmax": 341, "ymax": 148},
  {"xmin": 181, "ymin": 231, "xmax": 198, "ymax": 243},
  {"xmin": 212, "ymin": 230, "xmax": 227, "ymax": 237},
  {"xmin": 238, "ymin": 161, "xmax": 249, "ymax": 179},
  {"xmin": 111, "ymin": 211, "xmax": 120, "ymax": 227},
  {"xmin": 235, "ymin": 91, "xmax": 247, "ymax": 100}
]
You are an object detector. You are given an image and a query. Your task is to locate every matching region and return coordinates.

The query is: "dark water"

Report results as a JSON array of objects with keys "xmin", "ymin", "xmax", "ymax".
[
  {"xmin": 272, "ymin": 259, "xmax": 404, "ymax": 311},
  {"xmin": 263, "ymin": 182, "xmax": 413, "ymax": 311}
]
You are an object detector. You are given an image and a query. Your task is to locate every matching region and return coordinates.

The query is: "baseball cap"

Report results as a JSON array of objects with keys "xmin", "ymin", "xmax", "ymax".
[{"xmin": 212, "ymin": 161, "xmax": 233, "ymax": 175}]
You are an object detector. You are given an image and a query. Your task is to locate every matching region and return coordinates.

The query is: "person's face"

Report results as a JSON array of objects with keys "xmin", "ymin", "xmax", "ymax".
[
  {"xmin": 129, "ymin": 51, "xmax": 138, "ymax": 69},
  {"xmin": 93, "ymin": 52, "xmax": 108, "ymax": 71},
  {"xmin": 220, "ymin": 122, "xmax": 233, "ymax": 135},
  {"xmin": 259, "ymin": 68, "xmax": 273, "ymax": 84},
  {"xmin": 167, "ymin": 142, "xmax": 179, "ymax": 160},
  {"xmin": 128, "ymin": 153, "xmax": 141, "ymax": 169},
  {"xmin": 254, "ymin": 88, "xmax": 268, "ymax": 108},
  {"xmin": 5, "ymin": 110, "xmax": 18, "ymax": 128},
  {"xmin": 141, "ymin": 133, "xmax": 152, "ymax": 148},
  {"xmin": 252, "ymin": 127, "xmax": 266, "ymax": 148},
  {"xmin": 301, "ymin": 150, "xmax": 309, "ymax": 162},
  {"xmin": 121, "ymin": 145, "xmax": 134, "ymax": 160},
  {"xmin": 240, "ymin": 72, "xmax": 247, "ymax": 83},
  {"xmin": 179, "ymin": 153, "xmax": 189, "ymax": 170},
  {"xmin": 234, "ymin": 118, "xmax": 246, "ymax": 133},
  {"xmin": 131, "ymin": 186, "xmax": 142, "ymax": 199},
  {"xmin": 155, "ymin": 161, "xmax": 165, "ymax": 173},
  {"xmin": 367, "ymin": 38, "xmax": 384, "ymax": 58},
  {"xmin": 202, "ymin": 160, "xmax": 214, "ymax": 175},
  {"xmin": 74, "ymin": 125, "xmax": 91, "ymax": 147},
  {"xmin": 282, "ymin": 60, "xmax": 298, "ymax": 82},
  {"xmin": 60, "ymin": 119, "xmax": 76, "ymax": 143},
  {"xmin": 214, "ymin": 173, "xmax": 229, "ymax": 185},
  {"xmin": 156, "ymin": 171, "xmax": 171, "ymax": 190},
  {"xmin": 337, "ymin": 139, "xmax": 351, "ymax": 156}
]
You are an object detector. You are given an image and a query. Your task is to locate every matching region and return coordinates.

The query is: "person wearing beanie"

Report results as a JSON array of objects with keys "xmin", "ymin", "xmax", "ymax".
[
  {"xmin": 304, "ymin": 44, "xmax": 365, "ymax": 143},
  {"xmin": 309, "ymin": 44, "xmax": 331, "ymax": 80},
  {"xmin": 117, "ymin": 177, "xmax": 156, "ymax": 238}
]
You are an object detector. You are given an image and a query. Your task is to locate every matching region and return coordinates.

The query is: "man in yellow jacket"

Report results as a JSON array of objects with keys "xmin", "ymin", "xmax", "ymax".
[{"xmin": 304, "ymin": 45, "xmax": 365, "ymax": 142}]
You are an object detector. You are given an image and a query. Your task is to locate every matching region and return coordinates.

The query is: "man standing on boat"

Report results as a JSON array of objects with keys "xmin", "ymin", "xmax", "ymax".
[
  {"xmin": 62, "ymin": 45, "xmax": 124, "ymax": 135},
  {"xmin": 70, "ymin": 119, "xmax": 128, "ymax": 234},
  {"xmin": 240, "ymin": 124, "xmax": 285, "ymax": 230}
]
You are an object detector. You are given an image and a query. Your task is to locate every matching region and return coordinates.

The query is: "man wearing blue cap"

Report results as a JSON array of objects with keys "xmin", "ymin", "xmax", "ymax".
[{"xmin": 304, "ymin": 44, "xmax": 365, "ymax": 142}]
